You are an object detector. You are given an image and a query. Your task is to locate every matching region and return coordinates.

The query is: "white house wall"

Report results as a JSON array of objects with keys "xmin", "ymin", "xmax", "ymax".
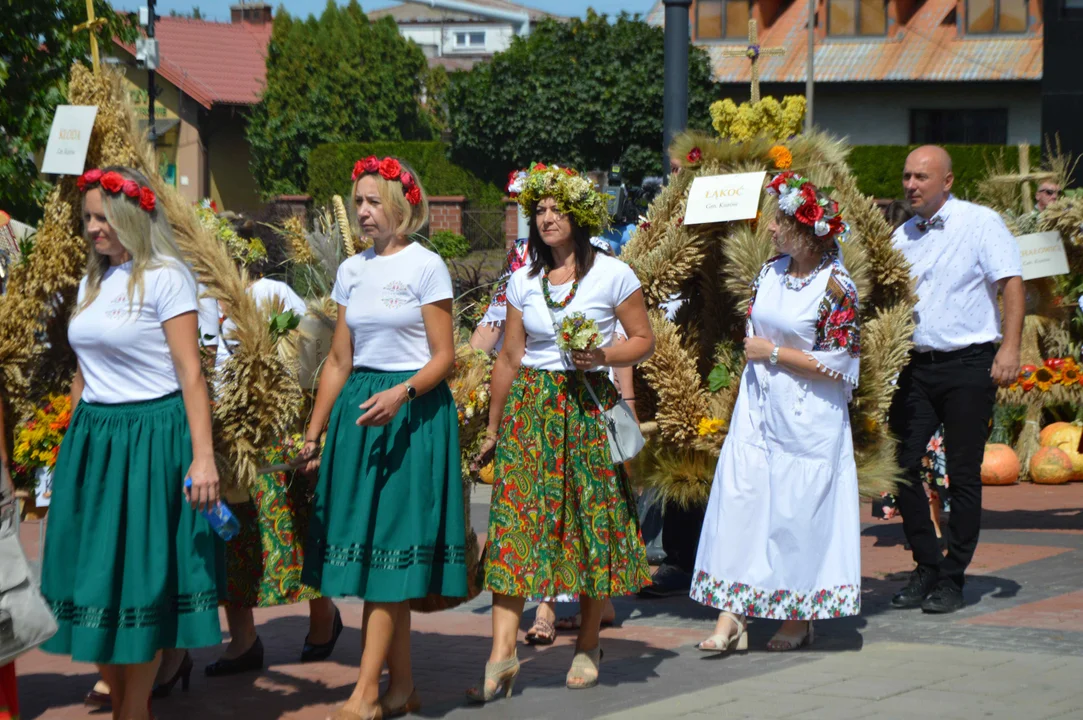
[{"xmin": 398, "ymin": 23, "xmax": 517, "ymax": 57}]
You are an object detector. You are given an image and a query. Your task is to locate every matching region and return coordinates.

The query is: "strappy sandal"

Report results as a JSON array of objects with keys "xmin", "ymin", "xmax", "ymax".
[
  {"xmin": 465, "ymin": 654, "xmax": 520, "ymax": 704},
  {"xmin": 378, "ymin": 687, "xmax": 421, "ymax": 718},
  {"xmin": 524, "ymin": 617, "xmax": 556, "ymax": 645},
  {"xmin": 566, "ymin": 646, "xmax": 603, "ymax": 690},
  {"xmin": 766, "ymin": 621, "xmax": 814, "ymax": 652},
  {"xmin": 697, "ymin": 611, "xmax": 747, "ymax": 653}
]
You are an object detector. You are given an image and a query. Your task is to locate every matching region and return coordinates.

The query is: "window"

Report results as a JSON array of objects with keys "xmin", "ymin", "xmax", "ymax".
[
  {"xmin": 966, "ymin": 0, "xmax": 1027, "ymax": 32},
  {"xmin": 910, "ymin": 109, "xmax": 1008, "ymax": 144},
  {"xmin": 828, "ymin": 0, "xmax": 887, "ymax": 35},
  {"xmin": 454, "ymin": 31, "xmax": 486, "ymax": 48},
  {"xmin": 695, "ymin": 0, "xmax": 751, "ymax": 40}
]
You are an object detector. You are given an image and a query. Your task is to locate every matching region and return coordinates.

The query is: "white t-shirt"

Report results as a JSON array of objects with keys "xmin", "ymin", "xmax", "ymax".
[
  {"xmin": 215, "ymin": 278, "xmax": 308, "ymax": 370},
  {"xmin": 197, "ymin": 288, "xmax": 219, "ymax": 348},
  {"xmin": 892, "ymin": 196, "xmax": 1023, "ymax": 352},
  {"xmin": 69, "ymin": 260, "xmax": 198, "ymax": 404},
  {"xmin": 506, "ymin": 253, "xmax": 641, "ymax": 371},
  {"xmin": 332, "ymin": 242, "xmax": 453, "ymax": 372}
]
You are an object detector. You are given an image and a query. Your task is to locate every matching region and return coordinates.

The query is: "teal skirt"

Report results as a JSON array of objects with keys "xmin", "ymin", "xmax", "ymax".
[
  {"xmin": 302, "ymin": 368, "xmax": 468, "ymax": 602},
  {"xmin": 40, "ymin": 392, "xmax": 224, "ymax": 665}
]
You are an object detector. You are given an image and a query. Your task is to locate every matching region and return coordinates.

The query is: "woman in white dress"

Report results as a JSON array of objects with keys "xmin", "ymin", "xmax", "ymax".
[{"xmin": 691, "ymin": 172, "xmax": 861, "ymax": 652}]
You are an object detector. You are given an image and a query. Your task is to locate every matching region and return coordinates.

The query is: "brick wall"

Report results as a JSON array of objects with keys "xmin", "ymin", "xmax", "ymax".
[
  {"xmin": 429, "ymin": 196, "xmax": 466, "ymax": 235},
  {"xmin": 271, "ymin": 194, "xmax": 312, "ymax": 226},
  {"xmin": 504, "ymin": 197, "xmax": 520, "ymax": 249}
]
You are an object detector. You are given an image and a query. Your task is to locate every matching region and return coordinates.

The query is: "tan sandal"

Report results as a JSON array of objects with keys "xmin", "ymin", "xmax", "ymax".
[
  {"xmin": 566, "ymin": 646, "xmax": 603, "ymax": 689},
  {"xmin": 327, "ymin": 704, "xmax": 382, "ymax": 720},
  {"xmin": 524, "ymin": 617, "xmax": 556, "ymax": 645},
  {"xmin": 465, "ymin": 654, "xmax": 520, "ymax": 703},
  {"xmin": 697, "ymin": 611, "xmax": 747, "ymax": 653},
  {"xmin": 378, "ymin": 687, "xmax": 420, "ymax": 718},
  {"xmin": 766, "ymin": 621, "xmax": 814, "ymax": 652}
]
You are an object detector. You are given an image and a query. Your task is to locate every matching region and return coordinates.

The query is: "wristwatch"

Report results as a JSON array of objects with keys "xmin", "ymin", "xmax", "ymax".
[
  {"xmin": 769, "ymin": 345, "xmax": 780, "ymax": 366},
  {"xmin": 403, "ymin": 383, "xmax": 417, "ymax": 402}
]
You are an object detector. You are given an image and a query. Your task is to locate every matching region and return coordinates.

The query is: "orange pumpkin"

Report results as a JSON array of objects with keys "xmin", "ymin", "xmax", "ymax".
[
  {"xmin": 1042, "ymin": 424, "xmax": 1083, "ymax": 478},
  {"xmin": 981, "ymin": 444, "xmax": 1019, "ymax": 485},
  {"xmin": 478, "ymin": 461, "xmax": 495, "ymax": 485},
  {"xmin": 1040, "ymin": 422, "xmax": 1075, "ymax": 447},
  {"xmin": 1030, "ymin": 446, "xmax": 1075, "ymax": 485}
]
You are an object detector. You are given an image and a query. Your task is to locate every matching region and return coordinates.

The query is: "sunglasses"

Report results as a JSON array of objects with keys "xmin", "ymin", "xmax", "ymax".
[{"xmin": 1037, "ymin": 188, "xmax": 1059, "ymax": 196}]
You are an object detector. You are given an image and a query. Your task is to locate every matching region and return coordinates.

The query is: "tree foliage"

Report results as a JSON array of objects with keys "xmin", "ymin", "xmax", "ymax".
[
  {"xmin": 447, "ymin": 11, "xmax": 718, "ymax": 185},
  {"xmin": 0, "ymin": 0, "xmax": 135, "ymax": 224},
  {"xmin": 246, "ymin": 0, "xmax": 439, "ymax": 198}
]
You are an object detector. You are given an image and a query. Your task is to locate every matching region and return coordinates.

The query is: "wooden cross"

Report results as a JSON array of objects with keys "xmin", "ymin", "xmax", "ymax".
[
  {"xmin": 986, "ymin": 143, "xmax": 1057, "ymax": 213},
  {"xmin": 721, "ymin": 20, "xmax": 786, "ymax": 104},
  {"xmin": 73, "ymin": 0, "xmax": 108, "ymax": 74}
]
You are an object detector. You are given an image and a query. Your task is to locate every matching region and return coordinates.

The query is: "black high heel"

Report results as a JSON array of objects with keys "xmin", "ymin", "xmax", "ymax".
[
  {"xmin": 152, "ymin": 651, "xmax": 193, "ymax": 698},
  {"xmin": 204, "ymin": 636, "xmax": 265, "ymax": 677},
  {"xmin": 300, "ymin": 608, "xmax": 342, "ymax": 663}
]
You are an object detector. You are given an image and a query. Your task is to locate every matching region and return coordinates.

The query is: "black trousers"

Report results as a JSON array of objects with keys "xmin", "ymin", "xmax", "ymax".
[
  {"xmin": 888, "ymin": 343, "xmax": 998, "ymax": 589},
  {"xmin": 660, "ymin": 499, "xmax": 705, "ymax": 573}
]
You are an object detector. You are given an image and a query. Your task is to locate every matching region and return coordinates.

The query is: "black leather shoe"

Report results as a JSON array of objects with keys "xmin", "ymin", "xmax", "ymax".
[
  {"xmin": 153, "ymin": 651, "xmax": 193, "ymax": 698},
  {"xmin": 921, "ymin": 582, "xmax": 965, "ymax": 614},
  {"xmin": 637, "ymin": 564, "xmax": 693, "ymax": 598},
  {"xmin": 300, "ymin": 608, "xmax": 343, "ymax": 663},
  {"xmin": 205, "ymin": 636, "xmax": 264, "ymax": 677},
  {"xmin": 891, "ymin": 565, "xmax": 938, "ymax": 609}
]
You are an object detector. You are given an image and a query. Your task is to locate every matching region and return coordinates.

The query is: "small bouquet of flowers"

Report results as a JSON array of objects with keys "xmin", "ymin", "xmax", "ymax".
[
  {"xmin": 554, "ymin": 312, "xmax": 601, "ymax": 354},
  {"xmin": 11, "ymin": 394, "xmax": 72, "ymax": 492}
]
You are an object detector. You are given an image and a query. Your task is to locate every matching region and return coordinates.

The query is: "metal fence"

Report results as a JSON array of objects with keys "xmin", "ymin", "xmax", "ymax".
[{"xmin": 462, "ymin": 207, "xmax": 505, "ymax": 252}]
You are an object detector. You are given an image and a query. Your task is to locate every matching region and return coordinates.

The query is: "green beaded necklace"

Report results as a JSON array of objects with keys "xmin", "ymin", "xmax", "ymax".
[{"xmin": 542, "ymin": 268, "xmax": 579, "ymax": 310}]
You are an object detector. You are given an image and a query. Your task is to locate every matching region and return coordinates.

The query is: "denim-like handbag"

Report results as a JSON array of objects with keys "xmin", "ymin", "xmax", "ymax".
[{"xmin": 0, "ymin": 492, "xmax": 57, "ymax": 665}]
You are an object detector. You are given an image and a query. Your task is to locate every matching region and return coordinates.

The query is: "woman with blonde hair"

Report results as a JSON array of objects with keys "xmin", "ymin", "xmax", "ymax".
[
  {"xmin": 39, "ymin": 166, "xmax": 224, "ymax": 720},
  {"xmin": 468, "ymin": 164, "xmax": 654, "ymax": 701},
  {"xmin": 299, "ymin": 156, "xmax": 466, "ymax": 720}
]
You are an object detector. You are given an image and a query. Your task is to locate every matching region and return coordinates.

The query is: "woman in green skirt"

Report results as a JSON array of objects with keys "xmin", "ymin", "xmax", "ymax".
[
  {"xmin": 467, "ymin": 164, "xmax": 655, "ymax": 702},
  {"xmin": 40, "ymin": 166, "xmax": 224, "ymax": 720},
  {"xmin": 299, "ymin": 156, "xmax": 465, "ymax": 720}
]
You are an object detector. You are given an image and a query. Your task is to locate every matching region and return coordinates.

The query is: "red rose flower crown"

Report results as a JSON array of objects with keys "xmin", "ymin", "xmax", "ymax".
[
  {"xmin": 77, "ymin": 169, "xmax": 156, "ymax": 212},
  {"xmin": 351, "ymin": 156, "xmax": 422, "ymax": 206},
  {"xmin": 765, "ymin": 171, "xmax": 849, "ymax": 242}
]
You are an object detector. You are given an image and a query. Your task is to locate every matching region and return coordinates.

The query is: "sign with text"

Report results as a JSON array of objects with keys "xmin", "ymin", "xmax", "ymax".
[
  {"xmin": 1017, "ymin": 231, "xmax": 1069, "ymax": 281},
  {"xmin": 41, "ymin": 105, "xmax": 98, "ymax": 176},
  {"xmin": 684, "ymin": 171, "xmax": 766, "ymax": 225}
]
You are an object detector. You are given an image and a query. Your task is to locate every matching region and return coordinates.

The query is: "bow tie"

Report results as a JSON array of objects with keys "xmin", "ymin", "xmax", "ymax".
[{"xmin": 916, "ymin": 216, "xmax": 945, "ymax": 232}]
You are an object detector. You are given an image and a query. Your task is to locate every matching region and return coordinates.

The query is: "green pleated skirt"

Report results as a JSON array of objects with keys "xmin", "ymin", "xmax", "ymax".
[
  {"xmin": 302, "ymin": 368, "xmax": 468, "ymax": 602},
  {"xmin": 40, "ymin": 392, "xmax": 225, "ymax": 665}
]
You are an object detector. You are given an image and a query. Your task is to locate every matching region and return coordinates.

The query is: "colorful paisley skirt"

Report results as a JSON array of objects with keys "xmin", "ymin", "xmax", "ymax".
[
  {"xmin": 483, "ymin": 367, "xmax": 650, "ymax": 600},
  {"xmin": 302, "ymin": 369, "xmax": 468, "ymax": 602},
  {"xmin": 223, "ymin": 471, "xmax": 321, "ymax": 608}
]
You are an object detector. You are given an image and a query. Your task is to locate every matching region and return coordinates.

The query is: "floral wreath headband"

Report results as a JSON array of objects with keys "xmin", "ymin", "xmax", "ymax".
[
  {"xmin": 77, "ymin": 169, "xmax": 156, "ymax": 213},
  {"xmin": 351, "ymin": 156, "xmax": 422, "ymax": 206},
  {"xmin": 765, "ymin": 171, "xmax": 849, "ymax": 242},
  {"xmin": 508, "ymin": 163, "xmax": 610, "ymax": 236}
]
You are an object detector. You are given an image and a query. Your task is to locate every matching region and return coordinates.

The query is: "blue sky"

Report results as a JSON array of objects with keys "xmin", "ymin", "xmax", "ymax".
[{"xmin": 110, "ymin": 1, "xmax": 658, "ymax": 22}]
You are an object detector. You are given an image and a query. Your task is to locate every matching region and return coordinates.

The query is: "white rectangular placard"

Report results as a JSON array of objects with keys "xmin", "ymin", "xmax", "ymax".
[
  {"xmin": 41, "ymin": 105, "xmax": 98, "ymax": 176},
  {"xmin": 684, "ymin": 171, "xmax": 766, "ymax": 225},
  {"xmin": 1017, "ymin": 231, "xmax": 1069, "ymax": 281}
]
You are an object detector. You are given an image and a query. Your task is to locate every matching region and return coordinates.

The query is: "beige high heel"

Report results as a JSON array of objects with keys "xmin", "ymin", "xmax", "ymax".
[
  {"xmin": 697, "ymin": 611, "xmax": 747, "ymax": 653},
  {"xmin": 465, "ymin": 654, "xmax": 520, "ymax": 703},
  {"xmin": 766, "ymin": 621, "xmax": 814, "ymax": 652},
  {"xmin": 566, "ymin": 646, "xmax": 602, "ymax": 689}
]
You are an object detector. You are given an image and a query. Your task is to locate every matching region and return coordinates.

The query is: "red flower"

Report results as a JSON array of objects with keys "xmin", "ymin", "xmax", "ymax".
[
  {"xmin": 563, "ymin": 167, "xmax": 575, "ymax": 176},
  {"xmin": 800, "ymin": 182, "xmax": 818, "ymax": 203},
  {"xmin": 351, "ymin": 160, "xmax": 365, "ymax": 181},
  {"xmin": 827, "ymin": 216, "xmax": 845, "ymax": 236},
  {"xmin": 1045, "ymin": 358, "xmax": 1065, "ymax": 371},
  {"xmin": 379, "ymin": 157, "xmax": 402, "ymax": 180},
  {"xmin": 138, "ymin": 187, "xmax": 156, "ymax": 212},
  {"xmin": 405, "ymin": 186, "xmax": 422, "ymax": 206},
  {"xmin": 794, "ymin": 202, "xmax": 824, "ymax": 226},
  {"xmin": 77, "ymin": 168, "xmax": 103, "ymax": 192},
  {"xmin": 400, "ymin": 170, "xmax": 414, "ymax": 189},
  {"xmin": 766, "ymin": 171, "xmax": 794, "ymax": 194},
  {"xmin": 687, "ymin": 147, "xmax": 702, "ymax": 163},
  {"xmin": 362, "ymin": 156, "xmax": 380, "ymax": 174},
  {"xmin": 121, "ymin": 180, "xmax": 140, "ymax": 198},
  {"xmin": 532, "ymin": 163, "xmax": 547, "ymax": 171},
  {"xmin": 100, "ymin": 171, "xmax": 125, "ymax": 194}
]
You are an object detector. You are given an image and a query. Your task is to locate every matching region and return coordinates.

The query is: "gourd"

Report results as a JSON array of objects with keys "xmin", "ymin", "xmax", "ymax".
[
  {"xmin": 982, "ymin": 405, "xmax": 1020, "ymax": 486},
  {"xmin": 1029, "ymin": 446, "xmax": 1075, "ymax": 485}
]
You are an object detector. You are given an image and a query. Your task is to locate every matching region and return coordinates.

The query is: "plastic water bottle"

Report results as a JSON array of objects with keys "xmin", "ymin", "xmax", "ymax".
[{"xmin": 184, "ymin": 478, "xmax": 240, "ymax": 541}]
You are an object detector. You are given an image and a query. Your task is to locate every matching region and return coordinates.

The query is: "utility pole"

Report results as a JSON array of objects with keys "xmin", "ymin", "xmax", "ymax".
[
  {"xmin": 805, "ymin": 0, "xmax": 815, "ymax": 131},
  {"xmin": 662, "ymin": 0, "xmax": 692, "ymax": 176},
  {"xmin": 147, "ymin": 0, "xmax": 158, "ymax": 146}
]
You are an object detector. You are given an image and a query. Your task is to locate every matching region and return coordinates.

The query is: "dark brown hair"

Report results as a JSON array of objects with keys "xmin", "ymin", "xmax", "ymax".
[{"xmin": 526, "ymin": 210, "xmax": 597, "ymax": 280}]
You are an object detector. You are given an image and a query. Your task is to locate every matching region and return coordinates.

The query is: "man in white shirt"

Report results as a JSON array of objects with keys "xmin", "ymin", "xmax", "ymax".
[{"xmin": 889, "ymin": 145, "xmax": 1024, "ymax": 614}]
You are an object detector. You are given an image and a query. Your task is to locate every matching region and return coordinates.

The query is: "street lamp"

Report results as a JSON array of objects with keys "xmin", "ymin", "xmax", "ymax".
[{"xmin": 662, "ymin": 1, "xmax": 692, "ymax": 177}]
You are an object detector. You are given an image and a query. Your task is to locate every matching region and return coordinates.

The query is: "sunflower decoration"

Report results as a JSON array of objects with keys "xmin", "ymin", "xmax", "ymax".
[
  {"xmin": 1062, "ymin": 363, "xmax": 1080, "ymax": 386},
  {"xmin": 696, "ymin": 417, "xmax": 725, "ymax": 436},
  {"xmin": 1033, "ymin": 365, "xmax": 1058, "ymax": 392}
]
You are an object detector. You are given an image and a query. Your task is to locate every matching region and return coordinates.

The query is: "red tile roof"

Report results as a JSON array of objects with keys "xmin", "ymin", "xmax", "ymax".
[
  {"xmin": 114, "ymin": 17, "xmax": 273, "ymax": 108},
  {"xmin": 647, "ymin": 0, "xmax": 1042, "ymax": 82}
]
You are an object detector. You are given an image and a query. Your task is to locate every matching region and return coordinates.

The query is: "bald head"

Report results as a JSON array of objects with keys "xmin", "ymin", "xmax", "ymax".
[{"xmin": 903, "ymin": 145, "xmax": 954, "ymax": 218}]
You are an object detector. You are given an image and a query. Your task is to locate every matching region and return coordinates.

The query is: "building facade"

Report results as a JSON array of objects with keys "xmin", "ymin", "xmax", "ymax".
[{"xmin": 648, "ymin": 0, "xmax": 1043, "ymax": 146}]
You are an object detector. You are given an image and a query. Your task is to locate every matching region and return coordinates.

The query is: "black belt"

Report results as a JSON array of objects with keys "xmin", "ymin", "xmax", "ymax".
[{"xmin": 909, "ymin": 342, "xmax": 996, "ymax": 364}]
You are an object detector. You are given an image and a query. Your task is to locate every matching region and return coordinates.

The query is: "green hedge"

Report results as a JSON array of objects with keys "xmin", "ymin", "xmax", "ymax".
[
  {"xmin": 849, "ymin": 144, "xmax": 1042, "ymax": 201},
  {"xmin": 307, "ymin": 141, "xmax": 503, "ymax": 208}
]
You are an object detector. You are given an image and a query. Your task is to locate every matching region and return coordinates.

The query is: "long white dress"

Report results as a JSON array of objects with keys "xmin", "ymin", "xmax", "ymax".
[{"xmin": 690, "ymin": 251, "xmax": 862, "ymax": 620}]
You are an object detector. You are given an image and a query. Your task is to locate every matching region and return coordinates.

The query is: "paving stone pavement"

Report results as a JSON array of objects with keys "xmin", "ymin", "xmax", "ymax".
[{"xmin": 13, "ymin": 484, "xmax": 1083, "ymax": 719}]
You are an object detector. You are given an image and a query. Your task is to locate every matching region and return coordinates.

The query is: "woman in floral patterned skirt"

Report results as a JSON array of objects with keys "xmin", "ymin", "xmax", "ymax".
[
  {"xmin": 691, "ymin": 173, "xmax": 862, "ymax": 653},
  {"xmin": 467, "ymin": 164, "xmax": 654, "ymax": 702}
]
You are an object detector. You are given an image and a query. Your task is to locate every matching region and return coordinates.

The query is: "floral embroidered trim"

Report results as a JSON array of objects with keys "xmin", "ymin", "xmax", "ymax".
[
  {"xmin": 484, "ymin": 240, "xmax": 529, "ymax": 314},
  {"xmin": 813, "ymin": 255, "xmax": 861, "ymax": 359},
  {"xmin": 690, "ymin": 570, "xmax": 860, "ymax": 620},
  {"xmin": 351, "ymin": 156, "xmax": 422, "ymax": 206},
  {"xmin": 77, "ymin": 169, "xmax": 156, "ymax": 212}
]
